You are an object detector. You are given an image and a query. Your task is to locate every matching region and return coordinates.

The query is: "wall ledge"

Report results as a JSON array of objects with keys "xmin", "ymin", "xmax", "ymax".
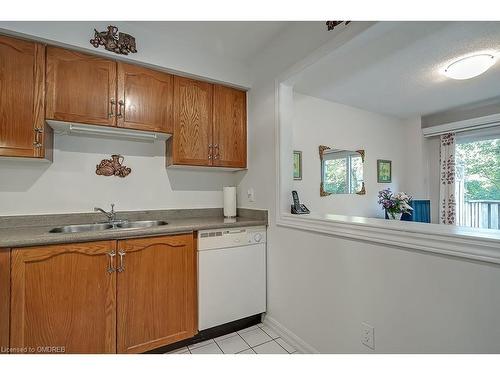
[{"xmin": 277, "ymin": 213, "xmax": 500, "ymax": 265}]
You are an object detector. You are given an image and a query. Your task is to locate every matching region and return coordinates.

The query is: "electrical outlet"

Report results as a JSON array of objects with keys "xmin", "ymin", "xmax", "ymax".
[{"xmin": 361, "ymin": 323, "xmax": 375, "ymax": 350}]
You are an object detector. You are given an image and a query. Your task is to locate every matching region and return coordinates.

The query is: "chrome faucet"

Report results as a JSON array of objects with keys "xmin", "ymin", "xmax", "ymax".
[{"xmin": 94, "ymin": 203, "xmax": 117, "ymax": 223}]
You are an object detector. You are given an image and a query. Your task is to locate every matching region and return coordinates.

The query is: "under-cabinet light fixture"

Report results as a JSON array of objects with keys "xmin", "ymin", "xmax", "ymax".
[{"xmin": 68, "ymin": 124, "xmax": 158, "ymax": 141}]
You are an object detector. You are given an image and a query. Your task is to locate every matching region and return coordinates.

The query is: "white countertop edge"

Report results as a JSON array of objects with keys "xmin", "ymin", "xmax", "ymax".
[{"xmin": 277, "ymin": 213, "xmax": 500, "ymax": 265}]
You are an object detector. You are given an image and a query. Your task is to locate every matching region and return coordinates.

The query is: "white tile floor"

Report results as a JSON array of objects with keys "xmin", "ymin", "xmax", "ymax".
[{"xmin": 166, "ymin": 323, "xmax": 298, "ymax": 354}]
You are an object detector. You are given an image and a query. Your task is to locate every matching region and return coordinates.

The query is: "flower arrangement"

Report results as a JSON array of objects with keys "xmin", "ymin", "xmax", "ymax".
[{"xmin": 377, "ymin": 188, "xmax": 413, "ymax": 219}]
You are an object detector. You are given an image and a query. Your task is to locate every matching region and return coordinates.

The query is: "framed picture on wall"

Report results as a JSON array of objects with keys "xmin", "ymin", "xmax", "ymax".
[
  {"xmin": 377, "ymin": 159, "xmax": 392, "ymax": 183},
  {"xmin": 293, "ymin": 151, "xmax": 302, "ymax": 180}
]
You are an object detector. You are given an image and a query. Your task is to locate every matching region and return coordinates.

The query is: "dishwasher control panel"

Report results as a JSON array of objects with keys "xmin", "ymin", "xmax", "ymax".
[{"xmin": 198, "ymin": 226, "xmax": 267, "ymax": 250}]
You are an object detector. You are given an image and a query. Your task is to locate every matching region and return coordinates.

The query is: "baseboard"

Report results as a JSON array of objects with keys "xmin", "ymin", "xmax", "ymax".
[{"xmin": 262, "ymin": 315, "xmax": 320, "ymax": 354}]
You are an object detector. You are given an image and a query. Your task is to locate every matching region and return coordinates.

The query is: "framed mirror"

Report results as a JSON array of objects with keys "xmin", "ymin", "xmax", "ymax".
[{"xmin": 319, "ymin": 146, "xmax": 366, "ymax": 196}]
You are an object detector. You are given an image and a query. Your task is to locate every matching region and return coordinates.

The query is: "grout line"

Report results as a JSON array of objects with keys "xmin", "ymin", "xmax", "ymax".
[
  {"xmin": 260, "ymin": 325, "xmax": 281, "ymax": 340},
  {"xmin": 255, "ymin": 327, "xmax": 274, "ymax": 345},
  {"xmin": 213, "ymin": 339, "xmax": 224, "ymax": 354},
  {"xmin": 237, "ymin": 332, "xmax": 250, "ymax": 347},
  {"xmin": 250, "ymin": 339, "xmax": 273, "ymax": 350},
  {"xmin": 237, "ymin": 327, "xmax": 273, "ymax": 349},
  {"xmin": 273, "ymin": 338, "xmax": 295, "ymax": 354},
  {"xmin": 234, "ymin": 347, "xmax": 250, "ymax": 354},
  {"xmin": 240, "ymin": 328, "xmax": 273, "ymax": 351},
  {"xmin": 237, "ymin": 325, "xmax": 260, "ymax": 335}
]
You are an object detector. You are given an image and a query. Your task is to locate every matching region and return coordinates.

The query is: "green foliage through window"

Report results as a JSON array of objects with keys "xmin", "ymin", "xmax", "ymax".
[
  {"xmin": 323, "ymin": 153, "xmax": 363, "ymax": 194},
  {"xmin": 456, "ymin": 138, "xmax": 500, "ymax": 201}
]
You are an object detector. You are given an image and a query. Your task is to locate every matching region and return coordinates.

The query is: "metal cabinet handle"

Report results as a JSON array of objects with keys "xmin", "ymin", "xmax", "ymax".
[
  {"xmin": 117, "ymin": 250, "xmax": 125, "ymax": 273},
  {"xmin": 208, "ymin": 144, "xmax": 213, "ymax": 160},
  {"xmin": 117, "ymin": 100, "xmax": 125, "ymax": 118},
  {"xmin": 109, "ymin": 99, "xmax": 116, "ymax": 118},
  {"xmin": 107, "ymin": 250, "xmax": 116, "ymax": 274},
  {"xmin": 33, "ymin": 127, "xmax": 43, "ymax": 148},
  {"xmin": 214, "ymin": 144, "xmax": 220, "ymax": 160}
]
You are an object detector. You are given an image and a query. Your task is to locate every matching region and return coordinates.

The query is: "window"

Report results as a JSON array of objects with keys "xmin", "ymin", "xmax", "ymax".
[
  {"xmin": 322, "ymin": 150, "xmax": 363, "ymax": 194},
  {"xmin": 455, "ymin": 134, "xmax": 500, "ymax": 229}
]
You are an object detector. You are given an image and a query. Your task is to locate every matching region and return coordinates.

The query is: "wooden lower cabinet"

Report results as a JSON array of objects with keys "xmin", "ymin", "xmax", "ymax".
[
  {"xmin": 8, "ymin": 234, "xmax": 197, "ymax": 354},
  {"xmin": 0, "ymin": 249, "xmax": 10, "ymax": 352},
  {"xmin": 10, "ymin": 241, "xmax": 117, "ymax": 353},
  {"xmin": 117, "ymin": 234, "xmax": 197, "ymax": 353}
]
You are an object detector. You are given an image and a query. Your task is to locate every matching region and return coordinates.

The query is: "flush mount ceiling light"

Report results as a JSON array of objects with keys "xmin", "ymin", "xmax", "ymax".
[{"xmin": 443, "ymin": 54, "xmax": 496, "ymax": 80}]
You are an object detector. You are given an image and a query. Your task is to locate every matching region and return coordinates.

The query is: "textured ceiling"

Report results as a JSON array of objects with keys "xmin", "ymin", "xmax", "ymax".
[{"xmin": 293, "ymin": 21, "xmax": 500, "ymax": 119}]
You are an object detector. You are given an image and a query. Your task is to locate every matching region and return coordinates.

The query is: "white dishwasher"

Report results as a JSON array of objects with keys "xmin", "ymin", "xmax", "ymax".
[{"xmin": 198, "ymin": 226, "xmax": 266, "ymax": 330}]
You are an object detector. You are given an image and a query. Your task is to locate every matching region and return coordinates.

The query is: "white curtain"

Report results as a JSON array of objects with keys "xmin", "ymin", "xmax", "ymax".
[{"xmin": 439, "ymin": 133, "xmax": 457, "ymax": 225}]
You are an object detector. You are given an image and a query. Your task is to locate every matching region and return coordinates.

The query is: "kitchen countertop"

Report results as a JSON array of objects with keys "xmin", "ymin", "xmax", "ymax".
[{"xmin": 0, "ymin": 208, "xmax": 268, "ymax": 248}]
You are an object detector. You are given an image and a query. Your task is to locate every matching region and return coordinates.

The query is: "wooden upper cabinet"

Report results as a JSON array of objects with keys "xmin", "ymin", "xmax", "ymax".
[
  {"xmin": 46, "ymin": 46, "xmax": 116, "ymax": 127},
  {"xmin": 168, "ymin": 76, "xmax": 213, "ymax": 166},
  {"xmin": 117, "ymin": 63, "xmax": 173, "ymax": 133},
  {"xmin": 0, "ymin": 36, "xmax": 49, "ymax": 159},
  {"xmin": 0, "ymin": 36, "xmax": 246, "ymax": 166},
  {"xmin": 117, "ymin": 234, "xmax": 197, "ymax": 353},
  {"xmin": 10, "ymin": 241, "xmax": 117, "ymax": 354},
  {"xmin": 167, "ymin": 80, "xmax": 247, "ymax": 169},
  {"xmin": 213, "ymin": 85, "xmax": 247, "ymax": 168}
]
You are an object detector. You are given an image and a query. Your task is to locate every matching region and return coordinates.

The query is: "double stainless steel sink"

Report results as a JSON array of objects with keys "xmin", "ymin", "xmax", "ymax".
[{"xmin": 49, "ymin": 220, "xmax": 168, "ymax": 233}]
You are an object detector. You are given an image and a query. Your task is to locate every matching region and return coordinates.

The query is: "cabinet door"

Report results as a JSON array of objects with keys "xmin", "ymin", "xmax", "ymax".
[
  {"xmin": 213, "ymin": 85, "xmax": 247, "ymax": 168},
  {"xmin": 117, "ymin": 63, "xmax": 173, "ymax": 133},
  {"xmin": 117, "ymin": 234, "xmax": 197, "ymax": 353},
  {"xmin": 10, "ymin": 241, "xmax": 117, "ymax": 354},
  {"xmin": 0, "ymin": 36, "xmax": 45, "ymax": 158},
  {"xmin": 46, "ymin": 46, "xmax": 116, "ymax": 126},
  {"xmin": 0, "ymin": 248, "xmax": 10, "ymax": 351},
  {"xmin": 170, "ymin": 76, "xmax": 213, "ymax": 166}
]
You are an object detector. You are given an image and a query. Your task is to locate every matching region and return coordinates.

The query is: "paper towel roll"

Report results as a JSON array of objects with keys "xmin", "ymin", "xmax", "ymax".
[{"xmin": 223, "ymin": 186, "xmax": 237, "ymax": 218}]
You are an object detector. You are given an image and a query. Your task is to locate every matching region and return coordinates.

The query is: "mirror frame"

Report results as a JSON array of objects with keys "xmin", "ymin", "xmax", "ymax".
[{"xmin": 319, "ymin": 145, "xmax": 366, "ymax": 196}]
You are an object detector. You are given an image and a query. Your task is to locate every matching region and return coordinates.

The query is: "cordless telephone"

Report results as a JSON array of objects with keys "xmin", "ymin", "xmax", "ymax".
[{"xmin": 291, "ymin": 190, "xmax": 310, "ymax": 214}]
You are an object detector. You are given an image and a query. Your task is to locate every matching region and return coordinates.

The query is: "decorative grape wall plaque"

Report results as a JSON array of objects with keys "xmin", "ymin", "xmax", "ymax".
[{"xmin": 96, "ymin": 155, "xmax": 132, "ymax": 178}]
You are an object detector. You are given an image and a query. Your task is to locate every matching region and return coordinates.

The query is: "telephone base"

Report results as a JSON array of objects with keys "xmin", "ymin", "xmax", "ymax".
[{"xmin": 291, "ymin": 205, "xmax": 310, "ymax": 215}]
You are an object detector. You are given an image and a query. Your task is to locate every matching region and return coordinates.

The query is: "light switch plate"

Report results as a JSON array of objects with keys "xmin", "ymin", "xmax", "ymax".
[
  {"xmin": 361, "ymin": 322, "xmax": 375, "ymax": 350},
  {"xmin": 247, "ymin": 188, "xmax": 255, "ymax": 202}
]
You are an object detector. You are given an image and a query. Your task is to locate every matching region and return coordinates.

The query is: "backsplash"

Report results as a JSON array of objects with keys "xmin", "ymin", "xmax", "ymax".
[{"xmin": 0, "ymin": 134, "xmax": 244, "ymax": 215}]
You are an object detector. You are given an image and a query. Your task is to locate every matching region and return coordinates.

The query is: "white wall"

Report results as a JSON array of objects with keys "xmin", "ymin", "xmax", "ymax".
[
  {"xmin": 0, "ymin": 135, "xmax": 239, "ymax": 215},
  {"xmin": 238, "ymin": 23, "xmax": 500, "ymax": 353},
  {"xmin": 292, "ymin": 93, "xmax": 407, "ymax": 218},
  {"xmin": 268, "ymin": 226, "xmax": 500, "ymax": 353}
]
